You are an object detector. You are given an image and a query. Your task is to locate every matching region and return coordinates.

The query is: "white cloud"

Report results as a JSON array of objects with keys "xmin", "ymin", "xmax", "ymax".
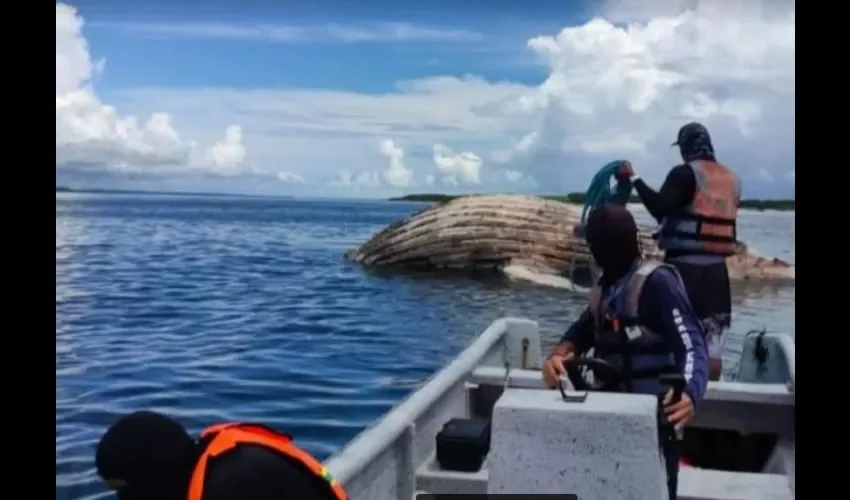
[
  {"xmin": 596, "ymin": 0, "xmax": 696, "ymax": 24},
  {"xmin": 489, "ymin": 131, "xmax": 538, "ymax": 164},
  {"xmin": 102, "ymin": 21, "xmax": 485, "ymax": 43},
  {"xmin": 194, "ymin": 125, "xmax": 247, "ymax": 175},
  {"xmin": 433, "ymin": 144, "xmax": 483, "ymax": 185},
  {"xmin": 379, "ymin": 139, "xmax": 415, "ymax": 188},
  {"xmin": 277, "ymin": 172, "xmax": 306, "ymax": 184},
  {"xmin": 328, "ymin": 139, "xmax": 415, "ymax": 190},
  {"xmin": 55, "ymin": 3, "xmax": 259, "ymax": 179},
  {"xmin": 504, "ymin": 169, "xmax": 523, "ymax": 182},
  {"xmin": 510, "ymin": 0, "xmax": 795, "ymax": 192},
  {"xmin": 60, "ymin": 0, "xmax": 795, "ymax": 198},
  {"xmin": 332, "ymin": 169, "xmax": 381, "ymax": 188},
  {"xmin": 502, "ymin": 169, "xmax": 537, "ymax": 189}
]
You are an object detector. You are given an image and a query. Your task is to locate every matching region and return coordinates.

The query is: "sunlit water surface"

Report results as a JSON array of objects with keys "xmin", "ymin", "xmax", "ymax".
[{"xmin": 56, "ymin": 194, "xmax": 794, "ymax": 499}]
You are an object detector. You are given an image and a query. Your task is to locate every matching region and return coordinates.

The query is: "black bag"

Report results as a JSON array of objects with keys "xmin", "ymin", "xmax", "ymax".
[{"xmin": 435, "ymin": 418, "xmax": 491, "ymax": 472}]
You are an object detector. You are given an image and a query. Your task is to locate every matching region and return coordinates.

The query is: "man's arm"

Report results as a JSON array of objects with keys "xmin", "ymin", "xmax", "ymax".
[
  {"xmin": 632, "ymin": 165, "xmax": 696, "ymax": 223},
  {"xmin": 639, "ymin": 268, "xmax": 709, "ymax": 405},
  {"xmin": 550, "ymin": 308, "xmax": 595, "ymax": 357}
]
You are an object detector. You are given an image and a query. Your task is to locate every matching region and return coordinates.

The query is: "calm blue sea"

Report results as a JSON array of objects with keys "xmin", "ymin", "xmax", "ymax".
[{"xmin": 56, "ymin": 193, "xmax": 795, "ymax": 500}]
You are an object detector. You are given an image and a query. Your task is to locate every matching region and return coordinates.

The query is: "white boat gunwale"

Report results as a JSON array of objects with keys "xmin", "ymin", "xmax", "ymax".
[{"xmin": 325, "ymin": 317, "xmax": 795, "ymax": 500}]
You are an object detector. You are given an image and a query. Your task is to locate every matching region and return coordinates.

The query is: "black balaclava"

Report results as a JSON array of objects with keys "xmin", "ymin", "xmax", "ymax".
[
  {"xmin": 673, "ymin": 122, "xmax": 716, "ymax": 163},
  {"xmin": 95, "ymin": 411, "xmax": 199, "ymax": 500},
  {"xmin": 585, "ymin": 204, "xmax": 641, "ymax": 284}
]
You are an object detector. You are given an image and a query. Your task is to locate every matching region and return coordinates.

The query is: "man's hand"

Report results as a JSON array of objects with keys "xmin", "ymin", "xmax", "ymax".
[
  {"xmin": 663, "ymin": 388, "xmax": 695, "ymax": 431},
  {"xmin": 615, "ymin": 160, "xmax": 634, "ymax": 182},
  {"xmin": 542, "ymin": 352, "xmax": 575, "ymax": 388}
]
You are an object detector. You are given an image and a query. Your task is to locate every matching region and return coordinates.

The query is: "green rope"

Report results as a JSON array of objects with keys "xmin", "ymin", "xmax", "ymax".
[
  {"xmin": 568, "ymin": 160, "xmax": 634, "ymax": 289},
  {"xmin": 580, "ymin": 160, "xmax": 634, "ymax": 224}
]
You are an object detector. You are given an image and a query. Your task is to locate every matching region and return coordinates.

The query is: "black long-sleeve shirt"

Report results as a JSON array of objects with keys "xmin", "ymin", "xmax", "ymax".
[
  {"xmin": 559, "ymin": 266, "xmax": 709, "ymax": 405},
  {"xmin": 632, "ymin": 164, "xmax": 696, "ymax": 224}
]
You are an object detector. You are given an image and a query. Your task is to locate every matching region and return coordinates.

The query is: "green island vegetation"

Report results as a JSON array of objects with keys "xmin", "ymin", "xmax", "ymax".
[{"xmin": 390, "ymin": 193, "xmax": 795, "ymax": 211}]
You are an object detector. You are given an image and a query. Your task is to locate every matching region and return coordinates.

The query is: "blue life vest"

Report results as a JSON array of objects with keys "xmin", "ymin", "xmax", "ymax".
[
  {"xmin": 657, "ymin": 160, "xmax": 740, "ymax": 256},
  {"xmin": 588, "ymin": 261, "xmax": 681, "ymax": 392}
]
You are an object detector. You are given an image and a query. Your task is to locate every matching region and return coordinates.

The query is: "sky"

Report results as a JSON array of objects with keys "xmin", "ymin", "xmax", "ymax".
[{"xmin": 56, "ymin": 0, "xmax": 795, "ymax": 199}]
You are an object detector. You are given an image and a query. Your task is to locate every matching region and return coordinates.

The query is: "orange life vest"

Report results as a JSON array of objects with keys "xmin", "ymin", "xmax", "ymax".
[
  {"xmin": 187, "ymin": 423, "xmax": 348, "ymax": 500},
  {"xmin": 657, "ymin": 160, "xmax": 740, "ymax": 256}
]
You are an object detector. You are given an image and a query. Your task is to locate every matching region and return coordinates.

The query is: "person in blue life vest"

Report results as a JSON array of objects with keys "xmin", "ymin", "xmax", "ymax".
[
  {"xmin": 541, "ymin": 203, "xmax": 709, "ymax": 500},
  {"xmin": 616, "ymin": 122, "xmax": 740, "ymax": 381}
]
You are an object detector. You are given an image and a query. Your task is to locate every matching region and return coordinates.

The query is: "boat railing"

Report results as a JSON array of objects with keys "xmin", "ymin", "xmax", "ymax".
[{"xmin": 324, "ymin": 317, "xmax": 541, "ymax": 499}]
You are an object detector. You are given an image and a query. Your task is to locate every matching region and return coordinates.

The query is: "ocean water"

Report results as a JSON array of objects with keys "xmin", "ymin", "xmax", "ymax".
[{"xmin": 55, "ymin": 194, "xmax": 795, "ymax": 500}]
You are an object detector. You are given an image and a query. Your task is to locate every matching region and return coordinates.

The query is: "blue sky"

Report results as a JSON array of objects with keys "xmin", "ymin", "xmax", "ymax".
[
  {"xmin": 78, "ymin": 0, "xmax": 568, "ymax": 91},
  {"xmin": 57, "ymin": 0, "xmax": 796, "ymax": 198}
]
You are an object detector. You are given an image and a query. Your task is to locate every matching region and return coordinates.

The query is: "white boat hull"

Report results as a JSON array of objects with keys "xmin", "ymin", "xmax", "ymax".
[{"xmin": 325, "ymin": 318, "xmax": 795, "ymax": 500}]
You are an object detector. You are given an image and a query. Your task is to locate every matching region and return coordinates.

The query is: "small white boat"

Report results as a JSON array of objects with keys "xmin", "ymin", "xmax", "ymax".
[{"xmin": 325, "ymin": 318, "xmax": 795, "ymax": 500}]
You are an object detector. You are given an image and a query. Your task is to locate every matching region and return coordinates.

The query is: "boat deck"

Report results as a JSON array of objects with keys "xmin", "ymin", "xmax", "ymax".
[{"xmin": 326, "ymin": 318, "xmax": 795, "ymax": 500}]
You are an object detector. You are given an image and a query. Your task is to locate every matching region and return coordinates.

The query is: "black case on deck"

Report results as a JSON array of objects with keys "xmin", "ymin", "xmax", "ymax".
[{"xmin": 435, "ymin": 417, "xmax": 491, "ymax": 472}]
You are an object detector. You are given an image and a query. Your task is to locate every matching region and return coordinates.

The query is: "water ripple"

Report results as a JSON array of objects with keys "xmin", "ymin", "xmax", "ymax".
[{"xmin": 56, "ymin": 194, "xmax": 794, "ymax": 500}]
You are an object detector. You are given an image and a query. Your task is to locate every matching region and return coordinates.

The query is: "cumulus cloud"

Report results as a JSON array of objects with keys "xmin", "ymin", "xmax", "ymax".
[
  {"xmin": 489, "ymin": 131, "xmax": 538, "ymax": 165},
  {"xmin": 515, "ymin": 0, "xmax": 795, "ymax": 190},
  {"xmin": 379, "ymin": 139, "xmax": 415, "ymax": 188},
  {"xmin": 194, "ymin": 125, "xmax": 247, "ymax": 175},
  {"xmin": 55, "ymin": 3, "xmax": 253, "ymax": 177},
  {"xmin": 596, "ymin": 0, "xmax": 696, "ymax": 24},
  {"xmin": 433, "ymin": 144, "xmax": 483, "ymax": 185},
  {"xmin": 329, "ymin": 139, "xmax": 415, "ymax": 190},
  {"xmin": 63, "ymin": 0, "xmax": 795, "ymax": 197},
  {"xmin": 115, "ymin": 77, "xmax": 530, "ymax": 193},
  {"xmin": 332, "ymin": 169, "xmax": 380, "ymax": 188},
  {"xmin": 504, "ymin": 169, "xmax": 523, "ymax": 182},
  {"xmin": 277, "ymin": 172, "xmax": 306, "ymax": 184}
]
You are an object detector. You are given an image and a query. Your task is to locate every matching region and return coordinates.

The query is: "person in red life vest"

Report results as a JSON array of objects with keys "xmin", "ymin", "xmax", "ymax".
[
  {"xmin": 616, "ymin": 122, "xmax": 740, "ymax": 381},
  {"xmin": 95, "ymin": 411, "xmax": 348, "ymax": 500}
]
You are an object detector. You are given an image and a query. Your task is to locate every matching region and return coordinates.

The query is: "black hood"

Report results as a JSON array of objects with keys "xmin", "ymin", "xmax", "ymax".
[
  {"xmin": 585, "ymin": 204, "xmax": 641, "ymax": 283},
  {"xmin": 95, "ymin": 411, "xmax": 198, "ymax": 500}
]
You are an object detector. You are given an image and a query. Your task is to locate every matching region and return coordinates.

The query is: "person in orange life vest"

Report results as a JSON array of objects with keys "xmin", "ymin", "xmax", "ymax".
[
  {"xmin": 616, "ymin": 122, "xmax": 740, "ymax": 381},
  {"xmin": 95, "ymin": 411, "xmax": 348, "ymax": 500}
]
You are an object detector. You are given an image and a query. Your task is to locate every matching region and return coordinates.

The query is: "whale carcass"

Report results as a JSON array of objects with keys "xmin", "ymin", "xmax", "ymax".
[{"xmin": 345, "ymin": 194, "xmax": 795, "ymax": 283}]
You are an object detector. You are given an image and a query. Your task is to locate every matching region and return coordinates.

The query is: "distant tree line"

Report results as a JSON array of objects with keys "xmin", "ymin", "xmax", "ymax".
[{"xmin": 389, "ymin": 193, "xmax": 795, "ymax": 211}]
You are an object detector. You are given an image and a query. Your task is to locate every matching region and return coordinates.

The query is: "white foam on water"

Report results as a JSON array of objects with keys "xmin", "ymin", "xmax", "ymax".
[{"xmin": 502, "ymin": 263, "xmax": 592, "ymax": 293}]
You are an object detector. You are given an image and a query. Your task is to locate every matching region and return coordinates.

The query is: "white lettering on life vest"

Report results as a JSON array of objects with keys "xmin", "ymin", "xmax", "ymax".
[{"xmin": 672, "ymin": 308, "xmax": 694, "ymax": 384}]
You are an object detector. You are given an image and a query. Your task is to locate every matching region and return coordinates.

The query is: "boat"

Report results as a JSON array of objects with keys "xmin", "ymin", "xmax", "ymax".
[{"xmin": 325, "ymin": 318, "xmax": 795, "ymax": 500}]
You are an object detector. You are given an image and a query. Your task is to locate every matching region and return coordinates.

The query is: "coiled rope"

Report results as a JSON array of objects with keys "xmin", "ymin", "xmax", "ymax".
[{"xmin": 568, "ymin": 160, "xmax": 634, "ymax": 288}]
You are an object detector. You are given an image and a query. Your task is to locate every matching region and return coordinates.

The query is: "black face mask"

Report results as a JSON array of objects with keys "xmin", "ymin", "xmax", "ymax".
[{"xmin": 584, "ymin": 204, "xmax": 640, "ymax": 283}]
